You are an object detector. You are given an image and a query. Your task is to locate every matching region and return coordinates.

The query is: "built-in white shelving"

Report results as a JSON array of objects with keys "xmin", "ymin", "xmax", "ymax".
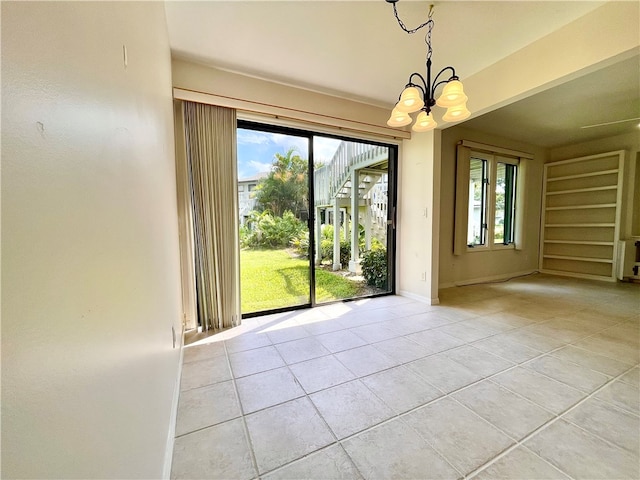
[
  {"xmin": 545, "ymin": 185, "xmax": 617, "ymax": 196},
  {"xmin": 546, "ymin": 169, "xmax": 619, "ymax": 182},
  {"xmin": 539, "ymin": 150, "xmax": 625, "ymax": 281},
  {"xmin": 545, "ymin": 204, "xmax": 617, "ymax": 211},
  {"xmin": 543, "ymin": 254, "xmax": 613, "ymax": 264},
  {"xmin": 544, "ymin": 240, "xmax": 614, "ymax": 246}
]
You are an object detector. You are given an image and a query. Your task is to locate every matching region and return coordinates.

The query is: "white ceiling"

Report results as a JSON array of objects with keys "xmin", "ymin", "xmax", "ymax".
[
  {"xmin": 462, "ymin": 54, "xmax": 640, "ymax": 147},
  {"xmin": 165, "ymin": 1, "xmax": 638, "ymax": 148}
]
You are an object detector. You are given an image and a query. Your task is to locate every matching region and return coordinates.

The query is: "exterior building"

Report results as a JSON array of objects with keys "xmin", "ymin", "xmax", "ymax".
[{"xmin": 238, "ymin": 173, "xmax": 267, "ymax": 225}]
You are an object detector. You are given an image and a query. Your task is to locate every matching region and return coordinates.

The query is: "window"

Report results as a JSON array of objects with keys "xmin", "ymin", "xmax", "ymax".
[
  {"xmin": 248, "ymin": 183, "xmax": 256, "ymax": 192},
  {"xmin": 466, "ymin": 152, "xmax": 518, "ymax": 249},
  {"xmin": 467, "ymin": 158, "xmax": 487, "ymax": 246},
  {"xmin": 494, "ymin": 161, "xmax": 517, "ymax": 245}
]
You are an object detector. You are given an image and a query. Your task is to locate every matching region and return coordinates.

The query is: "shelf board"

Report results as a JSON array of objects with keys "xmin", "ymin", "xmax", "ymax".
[
  {"xmin": 545, "ymin": 203, "xmax": 616, "ymax": 211},
  {"xmin": 544, "ymin": 223, "xmax": 615, "ymax": 228},
  {"xmin": 546, "ymin": 185, "xmax": 617, "ymax": 196},
  {"xmin": 543, "ymin": 254, "xmax": 613, "ymax": 264},
  {"xmin": 544, "ymin": 240, "xmax": 614, "ymax": 246},
  {"xmin": 546, "ymin": 169, "xmax": 619, "ymax": 182}
]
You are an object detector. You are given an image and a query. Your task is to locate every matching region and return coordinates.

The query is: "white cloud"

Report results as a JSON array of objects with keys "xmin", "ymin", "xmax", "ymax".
[
  {"xmin": 248, "ymin": 160, "xmax": 273, "ymax": 173},
  {"xmin": 269, "ymin": 133, "xmax": 309, "ymax": 156},
  {"xmin": 237, "ymin": 129, "xmax": 271, "ymax": 145},
  {"xmin": 314, "ymin": 137, "xmax": 341, "ymax": 164}
]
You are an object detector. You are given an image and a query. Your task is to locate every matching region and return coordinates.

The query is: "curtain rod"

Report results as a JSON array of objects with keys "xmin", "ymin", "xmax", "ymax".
[
  {"xmin": 460, "ymin": 140, "xmax": 535, "ymax": 159},
  {"xmin": 174, "ymin": 88, "xmax": 411, "ymax": 141}
]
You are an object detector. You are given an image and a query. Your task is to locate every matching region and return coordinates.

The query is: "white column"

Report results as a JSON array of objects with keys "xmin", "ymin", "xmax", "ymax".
[
  {"xmin": 332, "ymin": 200, "xmax": 341, "ymax": 270},
  {"xmin": 365, "ymin": 198, "xmax": 372, "ymax": 251},
  {"xmin": 344, "ymin": 207, "xmax": 350, "ymax": 243},
  {"xmin": 315, "ymin": 207, "xmax": 322, "ymax": 265},
  {"xmin": 349, "ymin": 169, "xmax": 360, "ymax": 273},
  {"xmin": 341, "ymin": 208, "xmax": 348, "ymax": 241}
]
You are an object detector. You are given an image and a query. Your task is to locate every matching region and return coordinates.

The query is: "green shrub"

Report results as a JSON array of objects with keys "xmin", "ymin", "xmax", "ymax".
[
  {"xmin": 370, "ymin": 237, "xmax": 385, "ymax": 251},
  {"xmin": 321, "ymin": 238, "xmax": 351, "ymax": 266},
  {"xmin": 241, "ymin": 210, "xmax": 305, "ymax": 249},
  {"xmin": 284, "ymin": 221, "xmax": 377, "ymax": 271},
  {"xmin": 361, "ymin": 247, "xmax": 387, "ymax": 289},
  {"xmin": 291, "ymin": 225, "xmax": 351, "ymax": 266},
  {"xmin": 320, "ymin": 238, "xmax": 333, "ymax": 261},
  {"xmin": 322, "ymin": 224, "xmax": 334, "ymax": 240},
  {"xmin": 340, "ymin": 240, "xmax": 351, "ymax": 266},
  {"xmin": 290, "ymin": 231, "xmax": 309, "ymax": 257}
]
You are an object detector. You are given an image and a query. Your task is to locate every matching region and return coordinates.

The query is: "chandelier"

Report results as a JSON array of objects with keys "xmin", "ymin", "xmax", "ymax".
[{"xmin": 386, "ymin": 1, "xmax": 470, "ymax": 132}]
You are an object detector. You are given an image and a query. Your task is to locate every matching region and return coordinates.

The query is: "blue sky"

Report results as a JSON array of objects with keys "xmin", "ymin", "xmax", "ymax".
[{"xmin": 237, "ymin": 128, "xmax": 341, "ymax": 181}]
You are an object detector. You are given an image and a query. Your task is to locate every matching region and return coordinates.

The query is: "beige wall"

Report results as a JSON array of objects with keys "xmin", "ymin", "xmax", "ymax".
[
  {"xmin": 434, "ymin": 1, "xmax": 640, "ymax": 289},
  {"xmin": 1, "ymin": 3, "xmax": 182, "ymax": 478},
  {"xmin": 172, "ymin": 58, "xmax": 405, "ymax": 139},
  {"xmin": 634, "ymin": 152, "xmax": 640, "ymax": 236},
  {"xmin": 397, "ymin": 131, "xmax": 442, "ymax": 303},
  {"xmin": 438, "ymin": 129, "xmax": 640, "ymax": 288},
  {"xmin": 438, "ymin": 126, "xmax": 546, "ymax": 287}
]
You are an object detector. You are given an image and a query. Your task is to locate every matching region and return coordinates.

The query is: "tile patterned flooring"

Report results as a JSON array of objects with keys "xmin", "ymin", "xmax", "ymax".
[{"xmin": 171, "ymin": 274, "xmax": 639, "ymax": 479}]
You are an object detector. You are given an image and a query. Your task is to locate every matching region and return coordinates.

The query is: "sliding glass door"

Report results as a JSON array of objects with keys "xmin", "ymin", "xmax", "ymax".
[
  {"xmin": 237, "ymin": 121, "xmax": 396, "ymax": 317},
  {"xmin": 312, "ymin": 138, "xmax": 394, "ymax": 303},
  {"xmin": 237, "ymin": 126, "xmax": 311, "ymax": 314}
]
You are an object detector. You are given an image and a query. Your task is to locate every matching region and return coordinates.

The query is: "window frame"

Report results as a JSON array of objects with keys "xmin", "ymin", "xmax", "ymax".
[{"xmin": 466, "ymin": 151, "xmax": 519, "ymax": 252}]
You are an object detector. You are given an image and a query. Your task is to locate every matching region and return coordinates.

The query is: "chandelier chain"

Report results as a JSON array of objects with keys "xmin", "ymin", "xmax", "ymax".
[
  {"xmin": 391, "ymin": 2, "xmax": 434, "ymax": 35},
  {"xmin": 425, "ymin": 9, "xmax": 433, "ymax": 61}
]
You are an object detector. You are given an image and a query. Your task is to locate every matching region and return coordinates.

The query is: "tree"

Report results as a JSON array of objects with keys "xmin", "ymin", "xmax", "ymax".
[{"xmin": 254, "ymin": 147, "xmax": 308, "ymax": 218}]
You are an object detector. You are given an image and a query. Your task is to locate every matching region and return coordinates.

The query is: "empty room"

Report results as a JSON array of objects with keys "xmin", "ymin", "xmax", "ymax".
[{"xmin": 2, "ymin": 1, "xmax": 639, "ymax": 479}]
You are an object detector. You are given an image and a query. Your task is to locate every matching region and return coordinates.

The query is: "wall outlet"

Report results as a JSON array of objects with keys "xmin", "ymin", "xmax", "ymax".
[{"xmin": 421, "ymin": 272, "xmax": 427, "ymax": 281}]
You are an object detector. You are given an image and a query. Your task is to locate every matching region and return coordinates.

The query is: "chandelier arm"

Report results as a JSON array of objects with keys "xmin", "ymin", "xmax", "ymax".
[
  {"xmin": 430, "ymin": 67, "xmax": 458, "ymax": 97},
  {"xmin": 407, "ymin": 73, "xmax": 428, "ymax": 94},
  {"xmin": 389, "ymin": 2, "xmax": 434, "ymax": 35}
]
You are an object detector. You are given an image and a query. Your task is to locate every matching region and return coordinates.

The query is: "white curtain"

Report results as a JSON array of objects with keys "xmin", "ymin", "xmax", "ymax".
[{"xmin": 181, "ymin": 101, "xmax": 241, "ymax": 331}]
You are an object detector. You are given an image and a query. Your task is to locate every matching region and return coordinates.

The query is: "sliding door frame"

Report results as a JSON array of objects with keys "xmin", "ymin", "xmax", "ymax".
[{"xmin": 238, "ymin": 120, "xmax": 398, "ymax": 319}]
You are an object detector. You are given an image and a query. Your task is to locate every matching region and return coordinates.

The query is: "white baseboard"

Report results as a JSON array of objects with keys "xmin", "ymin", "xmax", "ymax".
[
  {"xmin": 539, "ymin": 269, "xmax": 616, "ymax": 283},
  {"xmin": 163, "ymin": 323, "xmax": 185, "ymax": 479},
  {"xmin": 398, "ymin": 290, "xmax": 440, "ymax": 305},
  {"xmin": 440, "ymin": 270, "xmax": 537, "ymax": 289}
]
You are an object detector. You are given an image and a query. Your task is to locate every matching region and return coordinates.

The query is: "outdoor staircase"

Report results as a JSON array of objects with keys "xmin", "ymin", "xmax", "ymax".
[
  {"xmin": 313, "ymin": 141, "xmax": 390, "ymax": 272},
  {"xmin": 314, "ymin": 143, "xmax": 388, "ymax": 208}
]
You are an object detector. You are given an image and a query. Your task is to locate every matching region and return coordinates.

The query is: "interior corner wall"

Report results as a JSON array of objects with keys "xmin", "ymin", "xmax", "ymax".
[
  {"xmin": 172, "ymin": 58, "xmax": 433, "ymax": 301},
  {"xmin": 171, "ymin": 58, "xmax": 396, "ymax": 136},
  {"xmin": 1, "ymin": 3, "xmax": 182, "ymax": 478},
  {"xmin": 438, "ymin": 126, "xmax": 546, "ymax": 288},
  {"xmin": 549, "ymin": 132, "xmax": 640, "ymax": 239},
  {"xmin": 397, "ymin": 131, "xmax": 440, "ymax": 304},
  {"xmin": 464, "ymin": 1, "xmax": 639, "ymax": 119},
  {"xmin": 634, "ymin": 152, "xmax": 640, "ymax": 237}
]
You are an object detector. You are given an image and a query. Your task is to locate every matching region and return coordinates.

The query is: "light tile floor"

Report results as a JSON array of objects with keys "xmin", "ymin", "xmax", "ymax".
[{"xmin": 171, "ymin": 274, "xmax": 639, "ymax": 479}]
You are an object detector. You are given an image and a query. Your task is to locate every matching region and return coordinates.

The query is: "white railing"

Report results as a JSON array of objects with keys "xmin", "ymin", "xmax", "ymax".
[
  {"xmin": 314, "ymin": 142, "xmax": 389, "ymax": 206},
  {"xmin": 370, "ymin": 175, "xmax": 388, "ymax": 229}
]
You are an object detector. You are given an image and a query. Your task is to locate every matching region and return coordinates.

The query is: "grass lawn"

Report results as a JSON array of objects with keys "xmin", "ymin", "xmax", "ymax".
[{"xmin": 240, "ymin": 248, "xmax": 362, "ymax": 313}]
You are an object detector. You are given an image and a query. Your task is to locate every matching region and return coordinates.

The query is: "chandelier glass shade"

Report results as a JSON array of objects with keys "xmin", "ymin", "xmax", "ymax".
[
  {"xmin": 442, "ymin": 103, "xmax": 471, "ymax": 122},
  {"xmin": 386, "ymin": 1, "xmax": 471, "ymax": 132},
  {"xmin": 387, "ymin": 107, "xmax": 413, "ymax": 127},
  {"xmin": 395, "ymin": 86, "xmax": 425, "ymax": 113},
  {"xmin": 435, "ymin": 80, "xmax": 468, "ymax": 107},
  {"xmin": 412, "ymin": 111, "xmax": 437, "ymax": 132}
]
